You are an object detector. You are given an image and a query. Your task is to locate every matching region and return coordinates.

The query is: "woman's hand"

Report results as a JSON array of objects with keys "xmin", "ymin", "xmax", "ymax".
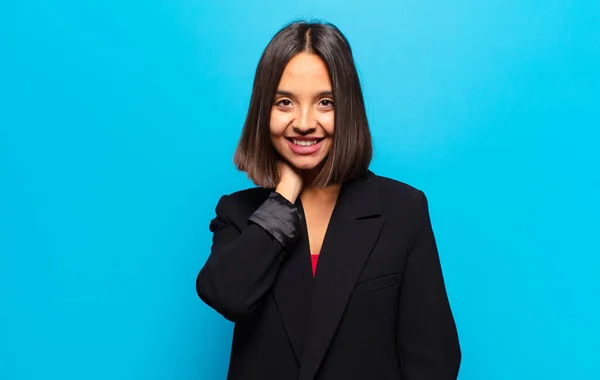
[{"xmin": 275, "ymin": 161, "xmax": 303, "ymax": 204}]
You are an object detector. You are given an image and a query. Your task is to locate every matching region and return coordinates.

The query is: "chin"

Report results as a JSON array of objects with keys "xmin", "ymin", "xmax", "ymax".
[
  {"xmin": 287, "ymin": 156, "xmax": 327, "ymax": 171},
  {"xmin": 293, "ymin": 162, "xmax": 320, "ymax": 170}
]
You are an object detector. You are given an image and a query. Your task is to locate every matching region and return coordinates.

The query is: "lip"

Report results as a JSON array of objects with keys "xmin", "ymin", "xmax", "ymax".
[{"xmin": 286, "ymin": 137, "xmax": 325, "ymax": 155}]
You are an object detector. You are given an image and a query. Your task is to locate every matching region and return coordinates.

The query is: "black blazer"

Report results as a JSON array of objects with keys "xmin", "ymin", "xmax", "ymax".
[{"xmin": 197, "ymin": 171, "xmax": 461, "ymax": 380}]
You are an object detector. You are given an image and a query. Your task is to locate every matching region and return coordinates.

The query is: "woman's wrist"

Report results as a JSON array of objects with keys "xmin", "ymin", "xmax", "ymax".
[{"xmin": 275, "ymin": 184, "xmax": 300, "ymax": 204}]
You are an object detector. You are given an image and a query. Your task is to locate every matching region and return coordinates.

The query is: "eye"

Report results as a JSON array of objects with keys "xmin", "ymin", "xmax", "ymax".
[
  {"xmin": 275, "ymin": 99, "xmax": 293, "ymax": 107},
  {"xmin": 319, "ymin": 99, "xmax": 334, "ymax": 108}
]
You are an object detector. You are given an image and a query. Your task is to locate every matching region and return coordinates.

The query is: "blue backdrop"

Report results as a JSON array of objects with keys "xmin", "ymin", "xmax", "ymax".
[{"xmin": 1, "ymin": 1, "xmax": 599, "ymax": 379}]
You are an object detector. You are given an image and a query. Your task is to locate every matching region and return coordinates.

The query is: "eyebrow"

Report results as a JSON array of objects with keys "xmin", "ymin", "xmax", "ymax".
[{"xmin": 275, "ymin": 90, "xmax": 333, "ymax": 97}]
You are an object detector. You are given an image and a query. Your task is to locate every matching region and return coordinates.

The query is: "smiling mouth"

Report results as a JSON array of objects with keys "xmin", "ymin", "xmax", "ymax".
[{"xmin": 286, "ymin": 137, "xmax": 325, "ymax": 146}]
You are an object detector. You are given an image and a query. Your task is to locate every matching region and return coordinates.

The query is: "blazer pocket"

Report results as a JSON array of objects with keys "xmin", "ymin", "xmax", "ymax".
[{"xmin": 351, "ymin": 273, "xmax": 400, "ymax": 298}]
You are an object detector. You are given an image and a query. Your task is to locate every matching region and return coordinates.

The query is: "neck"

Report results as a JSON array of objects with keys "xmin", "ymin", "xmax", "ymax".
[
  {"xmin": 301, "ymin": 167, "xmax": 320, "ymax": 188},
  {"xmin": 300, "ymin": 168, "xmax": 341, "ymax": 202}
]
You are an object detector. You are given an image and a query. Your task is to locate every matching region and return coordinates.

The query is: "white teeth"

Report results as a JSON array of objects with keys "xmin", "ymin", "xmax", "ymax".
[{"xmin": 292, "ymin": 139, "xmax": 319, "ymax": 146}]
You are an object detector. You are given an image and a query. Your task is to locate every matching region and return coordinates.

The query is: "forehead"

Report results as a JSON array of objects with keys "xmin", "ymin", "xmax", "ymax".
[{"xmin": 278, "ymin": 53, "xmax": 332, "ymax": 91}]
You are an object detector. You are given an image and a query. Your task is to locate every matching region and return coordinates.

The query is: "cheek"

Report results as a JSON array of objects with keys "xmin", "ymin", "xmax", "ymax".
[
  {"xmin": 270, "ymin": 111, "xmax": 290, "ymax": 136},
  {"xmin": 319, "ymin": 113, "xmax": 335, "ymax": 135}
]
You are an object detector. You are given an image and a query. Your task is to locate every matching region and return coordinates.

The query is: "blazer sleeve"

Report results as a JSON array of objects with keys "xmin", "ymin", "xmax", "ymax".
[
  {"xmin": 196, "ymin": 192, "xmax": 301, "ymax": 322},
  {"xmin": 397, "ymin": 191, "xmax": 461, "ymax": 379}
]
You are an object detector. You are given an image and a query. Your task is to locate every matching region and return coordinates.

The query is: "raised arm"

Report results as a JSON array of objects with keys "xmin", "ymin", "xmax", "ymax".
[{"xmin": 196, "ymin": 192, "xmax": 300, "ymax": 322}]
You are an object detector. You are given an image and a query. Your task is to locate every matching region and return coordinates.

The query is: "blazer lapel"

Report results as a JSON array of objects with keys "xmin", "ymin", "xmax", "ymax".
[
  {"xmin": 272, "ymin": 200, "xmax": 313, "ymax": 364},
  {"xmin": 299, "ymin": 172, "xmax": 385, "ymax": 380}
]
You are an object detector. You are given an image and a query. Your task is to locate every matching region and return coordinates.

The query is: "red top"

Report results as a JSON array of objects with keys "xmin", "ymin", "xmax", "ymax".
[{"xmin": 311, "ymin": 254, "xmax": 319, "ymax": 276}]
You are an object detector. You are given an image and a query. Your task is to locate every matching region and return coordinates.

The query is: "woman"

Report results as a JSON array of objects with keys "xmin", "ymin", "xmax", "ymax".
[{"xmin": 196, "ymin": 21, "xmax": 461, "ymax": 380}]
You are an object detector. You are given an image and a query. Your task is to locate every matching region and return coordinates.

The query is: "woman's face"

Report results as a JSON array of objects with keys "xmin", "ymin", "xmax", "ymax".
[{"xmin": 270, "ymin": 52, "xmax": 335, "ymax": 171}]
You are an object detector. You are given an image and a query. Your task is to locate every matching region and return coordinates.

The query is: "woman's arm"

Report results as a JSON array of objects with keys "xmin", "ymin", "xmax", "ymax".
[
  {"xmin": 397, "ymin": 191, "xmax": 461, "ymax": 379},
  {"xmin": 196, "ymin": 192, "xmax": 300, "ymax": 322}
]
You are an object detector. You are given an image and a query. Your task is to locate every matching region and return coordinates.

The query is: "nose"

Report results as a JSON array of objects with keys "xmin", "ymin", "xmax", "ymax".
[
  {"xmin": 293, "ymin": 124, "xmax": 316, "ymax": 135},
  {"xmin": 293, "ymin": 107, "xmax": 316, "ymax": 135}
]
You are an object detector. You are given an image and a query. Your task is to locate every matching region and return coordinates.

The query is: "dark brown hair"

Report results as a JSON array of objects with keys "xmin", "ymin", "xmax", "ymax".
[{"xmin": 234, "ymin": 20, "xmax": 372, "ymax": 188}]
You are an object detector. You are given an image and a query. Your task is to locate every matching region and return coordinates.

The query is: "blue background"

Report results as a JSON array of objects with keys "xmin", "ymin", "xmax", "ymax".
[{"xmin": 1, "ymin": 1, "xmax": 599, "ymax": 379}]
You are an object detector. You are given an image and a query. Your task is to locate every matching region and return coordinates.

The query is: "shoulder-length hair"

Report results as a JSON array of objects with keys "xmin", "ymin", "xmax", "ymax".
[{"xmin": 234, "ymin": 20, "xmax": 372, "ymax": 188}]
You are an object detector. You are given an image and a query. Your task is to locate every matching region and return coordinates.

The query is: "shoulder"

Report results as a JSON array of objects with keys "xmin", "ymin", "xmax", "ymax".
[
  {"xmin": 362, "ymin": 171, "xmax": 430, "ymax": 227},
  {"xmin": 222, "ymin": 186, "xmax": 272, "ymax": 204},
  {"xmin": 214, "ymin": 186, "xmax": 272, "ymax": 220},
  {"xmin": 367, "ymin": 171, "xmax": 426, "ymax": 205}
]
